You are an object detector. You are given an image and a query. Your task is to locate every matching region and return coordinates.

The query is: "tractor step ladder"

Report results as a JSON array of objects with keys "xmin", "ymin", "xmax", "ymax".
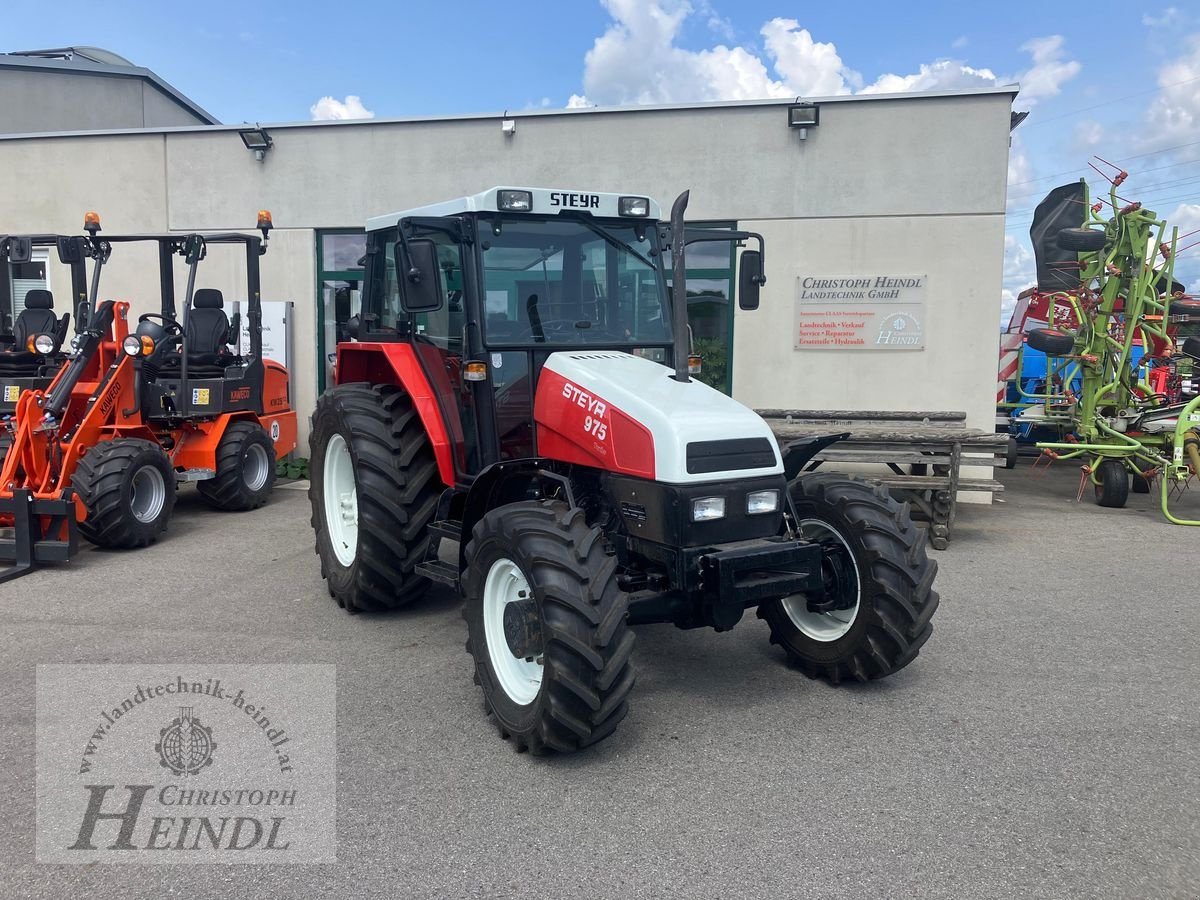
[
  {"xmin": 0, "ymin": 488, "xmax": 79, "ymax": 583},
  {"xmin": 415, "ymin": 519, "xmax": 463, "ymax": 588}
]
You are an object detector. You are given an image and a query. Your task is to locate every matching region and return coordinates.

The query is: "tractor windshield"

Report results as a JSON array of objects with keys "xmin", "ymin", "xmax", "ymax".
[{"xmin": 478, "ymin": 215, "xmax": 671, "ymax": 347}]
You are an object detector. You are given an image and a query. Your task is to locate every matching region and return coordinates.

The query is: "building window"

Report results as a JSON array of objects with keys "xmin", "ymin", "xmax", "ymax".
[{"xmin": 315, "ymin": 230, "xmax": 366, "ymax": 393}]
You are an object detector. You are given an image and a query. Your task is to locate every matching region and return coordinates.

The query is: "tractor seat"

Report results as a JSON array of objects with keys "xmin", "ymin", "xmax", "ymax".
[{"xmin": 0, "ymin": 289, "xmax": 70, "ymax": 376}]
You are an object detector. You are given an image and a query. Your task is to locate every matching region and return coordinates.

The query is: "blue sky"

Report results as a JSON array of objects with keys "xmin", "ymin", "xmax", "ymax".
[{"xmin": 4, "ymin": 0, "xmax": 1200, "ymax": 317}]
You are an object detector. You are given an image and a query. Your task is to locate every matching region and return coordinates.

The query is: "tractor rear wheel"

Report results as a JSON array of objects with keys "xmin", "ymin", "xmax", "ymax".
[
  {"xmin": 197, "ymin": 421, "xmax": 276, "ymax": 511},
  {"xmin": 73, "ymin": 438, "xmax": 176, "ymax": 549},
  {"xmin": 463, "ymin": 500, "xmax": 635, "ymax": 754},
  {"xmin": 309, "ymin": 383, "xmax": 440, "ymax": 613},
  {"xmin": 758, "ymin": 473, "xmax": 938, "ymax": 684},
  {"xmin": 1094, "ymin": 458, "xmax": 1129, "ymax": 508}
]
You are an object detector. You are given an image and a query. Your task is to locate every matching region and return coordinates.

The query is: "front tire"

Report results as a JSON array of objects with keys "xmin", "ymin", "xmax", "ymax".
[
  {"xmin": 309, "ymin": 383, "xmax": 441, "ymax": 612},
  {"xmin": 197, "ymin": 421, "xmax": 276, "ymax": 511},
  {"xmin": 758, "ymin": 474, "xmax": 938, "ymax": 684},
  {"xmin": 463, "ymin": 501, "xmax": 635, "ymax": 754},
  {"xmin": 73, "ymin": 438, "xmax": 176, "ymax": 549}
]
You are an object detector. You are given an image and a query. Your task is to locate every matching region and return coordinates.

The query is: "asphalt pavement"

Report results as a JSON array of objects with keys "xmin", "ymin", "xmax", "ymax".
[{"xmin": 1, "ymin": 463, "xmax": 1197, "ymax": 898}]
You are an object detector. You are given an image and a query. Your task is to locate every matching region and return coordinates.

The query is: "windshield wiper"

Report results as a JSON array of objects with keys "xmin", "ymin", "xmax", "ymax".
[{"xmin": 573, "ymin": 218, "xmax": 658, "ymax": 272}]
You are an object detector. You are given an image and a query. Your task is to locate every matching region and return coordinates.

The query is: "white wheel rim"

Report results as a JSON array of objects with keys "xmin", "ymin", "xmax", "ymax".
[
  {"xmin": 781, "ymin": 518, "xmax": 861, "ymax": 642},
  {"xmin": 323, "ymin": 433, "xmax": 358, "ymax": 567},
  {"xmin": 243, "ymin": 442, "xmax": 271, "ymax": 492},
  {"xmin": 130, "ymin": 464, "xmax": 166, "ymax": 524},
  {"xmin": 482, "ymin": 557, "xmax": 543, "ymax": 706}
]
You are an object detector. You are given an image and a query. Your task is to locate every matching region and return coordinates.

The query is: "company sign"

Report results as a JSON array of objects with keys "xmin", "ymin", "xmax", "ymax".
[
  {"xmin": 36, "ymin": 664, "xmax": 336, "ymax": 863},
  {"xmin": 794, "ymin": 275, "xmax": 927, "ymax": 350}
]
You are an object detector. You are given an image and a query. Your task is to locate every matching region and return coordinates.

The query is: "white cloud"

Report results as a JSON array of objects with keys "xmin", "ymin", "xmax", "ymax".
[
  {"xmin": 571, "ymin": 4, "xmax": 1079, "ymax": 111},
  {"xmin": 1143, "ymin": 7, "xmax": 1181, "ymax": 27},
  {"xmin": 310, "ymin": 95, "xmax": 375, "ymax": 121},
  {"xmin": 1016, "ymin": 35, "xmax": 1081, "ymax": 104},
  {"xmin": 567, "ymin": 93, "xmax": 592, "ymax": 108},
  {"xmin": 951, "ymin": 35, "xmax": 968, "ymax": 49},
  {"xmin": 860, "ymin": 60, "xmax": 998, "ymax": 95},
  {"xmin": 1145, "ymin": 35, "xmax": 1200, "ymax": 151},
  {"xmin": 1167, "ymin": 202, "xmax": 1200, "ymax": 290},
  {"xmin": 760, "ymin": 18, "xmax": 857, "ymax": 96},
  {"xmin": 1002, "ymin": 234, "xmax": 1038, "ymax": 324},
  {"xmin": 1073, "ymin": 118, "xmax": 1105, "ymax": 149},
  {"xmin": 576, "ymin": 0, "xmax": 793, "ymax": 105}
]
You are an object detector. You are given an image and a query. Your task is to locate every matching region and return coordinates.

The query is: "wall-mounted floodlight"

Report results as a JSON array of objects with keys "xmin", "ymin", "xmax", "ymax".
[
  {"xmin": 787, "ymin": 102, "xmax": 820, "ymax": 141},
  {"xmin": 238, "ymin": 125, "xmax": 274, "ymax": 162},
  {"xmin": 501, "ymin": 118, "xmax": 516, "ymax": 137}
]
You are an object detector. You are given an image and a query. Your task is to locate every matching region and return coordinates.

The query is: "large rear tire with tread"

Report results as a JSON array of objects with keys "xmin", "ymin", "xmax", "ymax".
[
  {"xmin": 197, "ymin": 421, "xmax": 276, "ymax": 511},
  {"xmin": 1094, "ymin": 458, "xmax": 1129, "ymax": 508},
  {"xmin": 463, "ymin": 500, "xmax": 635, "ymax": 754},
  {"xmin": 758, "ymin": 473, "xmax": 938, "ymax": 684},
  {"xmin": 309, "ymin": 383, "xmax": 441, "ymax": 613},
  {"xmin": 73, "ymin": 438, "xmax": 176, "ymax": 549}
]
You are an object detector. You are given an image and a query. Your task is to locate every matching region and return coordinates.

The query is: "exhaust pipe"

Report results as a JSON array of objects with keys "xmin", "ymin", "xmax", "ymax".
[{"xmin": 669, "ymin": 190, "xmax": 691, "ymax": 383}]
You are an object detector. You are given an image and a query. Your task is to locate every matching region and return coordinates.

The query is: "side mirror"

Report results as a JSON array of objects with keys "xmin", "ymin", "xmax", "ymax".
[
  {"xmin": 738, "ymin": 250, "xmax": 764, "ymax": 310},
  {"xmin": 395, "ymin": 238, "xmax": 444, "ymax": 313},
  {"xmin": 7, "ymin": 237, "xmax": 32, "ymax": 264},
  {"xmin": 57, "ymin": 236, "xmax": 86, "ymax": 264}
]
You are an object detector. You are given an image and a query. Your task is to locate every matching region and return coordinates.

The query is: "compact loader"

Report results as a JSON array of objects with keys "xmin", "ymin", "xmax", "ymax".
[
  {"xmin": 0, "ymin": 214, "xmax": 297, "ymax": 581},
  {"xmin": 310, "ymin": 187, "xmax": 939, "ymax": 753}
]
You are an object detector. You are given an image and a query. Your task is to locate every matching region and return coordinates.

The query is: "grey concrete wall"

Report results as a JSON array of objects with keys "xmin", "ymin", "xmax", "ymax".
[
  {"xmin": 0, "ymin": 91, "xmax": 1013, "ymax": 465},
  {"xmin": 0, "ymin": 69, "xmax": 207, "ymax": 133}
]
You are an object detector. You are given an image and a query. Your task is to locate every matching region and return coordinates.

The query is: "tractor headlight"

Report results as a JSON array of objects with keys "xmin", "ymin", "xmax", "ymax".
[
  {"xmin": 746, "ymin": 489, "xmax": 780, "ymax": 515},
  {"xmin": 122, "ymin": 335, "xmax": 143, "ymax": 357},
  {"xmin": 33, "ymin": 334, "xmax": 56, "ymax": 355},
  {"xmin": 618, "ymin": 196, "xmax": 650, "ymax": 217},
  {"xmin": 691, "ymin": 496, "xmax": 726, "ymax": 522},
  {"xmin": 497, "ymin": 189, "xmax": 533, "ymax": 212}
]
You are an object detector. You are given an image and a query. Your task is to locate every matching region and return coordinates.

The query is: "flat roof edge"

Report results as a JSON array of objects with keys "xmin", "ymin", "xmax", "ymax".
[{"xmin": 0, "ymin": 83, "xmax": 1017, "ymax": 142}]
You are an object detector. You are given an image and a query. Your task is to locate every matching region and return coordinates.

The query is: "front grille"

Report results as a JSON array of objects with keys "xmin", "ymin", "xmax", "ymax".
[{"xmin": 685, "ymin": 437, "xmax": 776, "ymax": 474}]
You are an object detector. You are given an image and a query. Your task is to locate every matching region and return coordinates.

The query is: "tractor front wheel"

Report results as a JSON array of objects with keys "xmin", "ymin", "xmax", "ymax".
[
  {"xmin": 1094, "ymin": 458, "xmax": 1129, "ymax": 508},
  {"xmin": 463, "ymin": 501, "xmax": 635, "ymax": 754},
  {"xmin": 758, "ymin": 473, "xmax": 938, "ymax": 684},
  {"xmin": 73, "ymin": 438, "xmax": 176, "ymax": 549},
  {"xmin": 197, "ymin": 421, "xmax": 276, "ymax": 511},
  {"xmin": 309, "ymin": 384, "xmax": 440, "ymax": 612}
]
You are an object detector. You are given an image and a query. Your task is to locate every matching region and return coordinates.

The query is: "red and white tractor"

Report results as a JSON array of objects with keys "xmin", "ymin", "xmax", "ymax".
[{"xmin": 309, "ymin": 187, "xmax": 939, "ymax": 753}]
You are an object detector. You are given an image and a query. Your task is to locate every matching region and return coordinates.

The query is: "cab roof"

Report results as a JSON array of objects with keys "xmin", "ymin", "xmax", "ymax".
[{"xmin": 365, "ymin": 187, "xmax": 663, "ymax": 232}]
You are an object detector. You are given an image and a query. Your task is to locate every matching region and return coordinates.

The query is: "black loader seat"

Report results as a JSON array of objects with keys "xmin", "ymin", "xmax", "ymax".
[
  {"xmin": 158, "ymin": 288, "xmax": 239, "ymax": 378},
  {"xmin": 0, "ymin": 289, "xmax": 70, "ymax": 376}
]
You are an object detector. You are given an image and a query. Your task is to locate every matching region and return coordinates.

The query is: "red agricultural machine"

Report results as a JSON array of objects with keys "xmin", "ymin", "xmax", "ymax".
[
  {"xmin": 0, "ymin": 214, "xmax": 297, "ymax": 581},
  {"xmin": 309, "ymin": 187, "xmax": 939, "ymax": 754}
]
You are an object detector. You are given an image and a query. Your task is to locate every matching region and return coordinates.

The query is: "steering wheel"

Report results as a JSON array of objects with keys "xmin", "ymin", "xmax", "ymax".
[
  {"xmin": 533, "ymin": 319, "xmax": 597, "ymax": 342},
  {"xmin": 138, "ymin": 313, "xmax": 184, "ymax": 336}
]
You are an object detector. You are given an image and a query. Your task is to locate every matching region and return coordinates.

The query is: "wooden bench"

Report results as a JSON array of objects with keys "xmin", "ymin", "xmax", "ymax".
[{"xmin": 758, "ymin": 410, "xmax": 1009, "ymax": 550}]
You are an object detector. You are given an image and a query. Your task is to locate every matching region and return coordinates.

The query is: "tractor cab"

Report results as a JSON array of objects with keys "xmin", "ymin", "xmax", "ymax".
[
  {"xmin": 100, "ymin": 212, "xmax": 287, "ymax": 422},
  {"xmin": 0, "ymin": 233, "xmax": 93, "ymax": 416},
  {"xmin": 344, "ymin": 187, "xmax": 765, "ymax": 479}
]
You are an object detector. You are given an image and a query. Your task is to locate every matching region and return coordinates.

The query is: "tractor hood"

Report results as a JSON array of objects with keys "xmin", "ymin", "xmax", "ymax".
[{"xmin": 533, "ymin": 351, "xmax": 783, "ymax": 484}]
